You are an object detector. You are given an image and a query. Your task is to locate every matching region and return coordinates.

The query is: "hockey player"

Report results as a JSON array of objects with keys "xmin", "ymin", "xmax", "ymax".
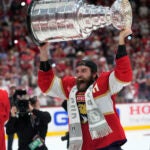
[{"xmin": 38, "ymin": 28, "xmax": 132, "ymax": 150}]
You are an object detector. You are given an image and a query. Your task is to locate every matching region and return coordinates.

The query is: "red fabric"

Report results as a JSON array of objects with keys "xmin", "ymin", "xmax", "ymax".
[
  {"xmin": 81, "ymin": 114, "xmax": 126, "ymax": 150},
  {"xmin": 0, "ymin": 90, "xmax": 10, "ymax": 150},
  {"xmin": 38, "ymin": 69, "xmax": 76, "ymax": 95},
  {"xmin": 115, "ymin": 56, "xmax": 132, "ymax": 82},
  {"xmin": 38, "ymin": 70, "xmax": 55, "ymax": 93},
  {"xmin": 56, "ymin": 63, "xmax": 67, "ymax": 72}
]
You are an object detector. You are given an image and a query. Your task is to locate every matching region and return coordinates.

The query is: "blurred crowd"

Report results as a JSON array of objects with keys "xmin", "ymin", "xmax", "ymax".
[{"xmin": 0, "ymin": 0, "xmax": 149, "ymax": 106}]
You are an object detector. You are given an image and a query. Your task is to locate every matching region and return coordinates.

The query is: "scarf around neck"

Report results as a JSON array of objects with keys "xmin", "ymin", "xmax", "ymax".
[{"xmin": 67, "ymin": 84, "xmax": 112, "ymax": 150}]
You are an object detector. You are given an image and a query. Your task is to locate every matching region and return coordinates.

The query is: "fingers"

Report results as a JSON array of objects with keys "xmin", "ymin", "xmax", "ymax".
[
  {"xmin": 11, "ymin": 106, "xmax": 17, "ymax": 117},
  {"xmin": 120, "ymin": 28, "xmax": 133, "ymax": 39},
  {"xmin": 119, "ymin": 27, "xmax": 133, "ymax": 44},
  {"xmin": 125, "ymin": 28, "xmax": 132, "ymax": 37}
]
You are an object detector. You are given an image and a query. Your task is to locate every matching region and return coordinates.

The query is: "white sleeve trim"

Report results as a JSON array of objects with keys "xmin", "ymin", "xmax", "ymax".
[{"xmin": 109, "ymin": 71, "xmax": 131, "ymax": 95}]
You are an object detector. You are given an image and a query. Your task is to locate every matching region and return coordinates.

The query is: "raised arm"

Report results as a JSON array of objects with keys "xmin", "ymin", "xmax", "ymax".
[
  {"xmin": 38, "ymin": 43, "xmax": 75, "ymax": 99},
  {"xmin": 109, "ymin": 28, "xmax": 133, "ymax": 94}
]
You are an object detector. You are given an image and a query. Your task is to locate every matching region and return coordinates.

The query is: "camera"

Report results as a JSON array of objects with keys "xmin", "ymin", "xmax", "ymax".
[{"xmin": 12, "ymin": 89, "xmax": 37, "ymax": 116}]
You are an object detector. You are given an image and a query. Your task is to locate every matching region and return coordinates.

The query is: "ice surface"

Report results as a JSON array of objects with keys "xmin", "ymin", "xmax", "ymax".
[{"xmin": 6, "ymin": 130, "xmax": 150, "ymax": 150}]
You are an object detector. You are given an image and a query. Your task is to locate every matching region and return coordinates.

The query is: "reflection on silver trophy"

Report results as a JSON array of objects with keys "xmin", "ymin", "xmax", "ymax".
[{"xmin": 27, "ymin": 0, "xmax": 132, "ymax": 44}]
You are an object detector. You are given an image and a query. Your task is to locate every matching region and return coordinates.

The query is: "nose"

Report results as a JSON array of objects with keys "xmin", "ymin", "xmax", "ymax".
[{"xmin": 76, "ymin": 71, "xmax": 83, "ymax": 79}]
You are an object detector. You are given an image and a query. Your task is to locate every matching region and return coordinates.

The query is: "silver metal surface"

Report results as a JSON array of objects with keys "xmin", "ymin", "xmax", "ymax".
[{"xmin": 28, "ymin": 0, "xmax": 132, "ymax": 43}]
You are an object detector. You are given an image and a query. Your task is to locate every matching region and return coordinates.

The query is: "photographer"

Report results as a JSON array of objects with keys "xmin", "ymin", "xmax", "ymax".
[{"xmin": 5, "ymin": 90, "xmax": 51, "ymax": 150}]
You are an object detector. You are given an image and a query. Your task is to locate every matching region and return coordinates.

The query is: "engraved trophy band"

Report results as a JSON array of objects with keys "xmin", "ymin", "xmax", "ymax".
[{"xmin": 27, "ymin": 0, "xmax": 132, "ymax": 44}]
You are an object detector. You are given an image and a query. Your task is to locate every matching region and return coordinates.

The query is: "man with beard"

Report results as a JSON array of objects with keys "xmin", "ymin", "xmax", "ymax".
[{"xmin": 38, "ymin": 28, "xmax": 133, "ymax": 150}]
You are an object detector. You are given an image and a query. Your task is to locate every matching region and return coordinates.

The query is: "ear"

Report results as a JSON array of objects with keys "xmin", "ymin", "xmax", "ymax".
[{"xmin": 93, "ymin": 72, "xmax": 98, "ymax": 80}]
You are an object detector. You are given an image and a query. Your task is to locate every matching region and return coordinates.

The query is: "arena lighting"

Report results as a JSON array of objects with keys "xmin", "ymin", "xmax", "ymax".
[
  {"xmin": 21, "ymin": 1, "xmax": 26, "ymax": 6},
  {"xmin": 127, "ymin": 35, "xmax": 132, "ymax": 40},
  {"xmin": 14, "ymin": 39, "xmax": 18, "ymax": 44},
  {"xmin": 52, "ymin": 63, "xmax": 56, "ymax": 68}
]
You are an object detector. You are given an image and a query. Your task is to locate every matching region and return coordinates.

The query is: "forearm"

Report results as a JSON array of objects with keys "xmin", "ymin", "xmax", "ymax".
[
  {"xmin": 116, "ymin": 45, "xmax": 127, "ymax": 59},
  {"xmin": 116, "ymin": 28, "xmax": 132, "ymax": 59},
  {"xmin": 38, "ymin": 42, "xmax": 53, "ymax": 72},
  {"xmin": 40, "ymin": 50, "xmax": 49, "ymax": 61},
  {"xmin": 119, "ymin": 35, "xmax": 125, "ymax": 45},
  {"xmin": 39, "ymin": 43, "xmax": 50, "ymax": 61}
]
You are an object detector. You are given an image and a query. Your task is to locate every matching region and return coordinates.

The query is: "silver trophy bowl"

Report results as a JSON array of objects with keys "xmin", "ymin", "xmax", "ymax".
[{"xmin": 27, "ymin": 0, "xmax": 132, "ymax": 44}]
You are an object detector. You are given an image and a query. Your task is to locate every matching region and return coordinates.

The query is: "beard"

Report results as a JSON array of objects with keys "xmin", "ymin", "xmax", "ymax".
[{"xmin": 76, "ymin": 75, "xmax": 95, "ymax": 92}]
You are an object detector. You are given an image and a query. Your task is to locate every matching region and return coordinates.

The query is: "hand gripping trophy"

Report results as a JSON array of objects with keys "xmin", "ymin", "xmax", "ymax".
[{"xmin": 27, "ymin": 0, "xmax": 132, "ymax": 44}]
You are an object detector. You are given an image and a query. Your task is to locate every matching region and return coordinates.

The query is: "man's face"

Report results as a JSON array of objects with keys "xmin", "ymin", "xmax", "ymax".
[{"xmin": 75, "ymin": 65, "xmax": 95, "ymax": 92}]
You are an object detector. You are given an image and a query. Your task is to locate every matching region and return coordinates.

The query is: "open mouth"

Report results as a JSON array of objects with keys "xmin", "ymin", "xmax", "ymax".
[
  {"xmin": 77, "ymin": 79, "xmax": 87, "ymax": 91},
  {"xmin": 77, "ymin": 78, "xmax": 85, "ymax": 84}
]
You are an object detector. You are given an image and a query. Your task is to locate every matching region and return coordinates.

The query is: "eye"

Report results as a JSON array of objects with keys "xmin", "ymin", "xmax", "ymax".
[
  {"xmin": 82, "ymin": 68, "xmax": 90, "ymax": 73},
  {"xmin": 82, "ymin": 68, "xmax": 87, "ymax": 73},
  {"xmin": 76, "ymin": 69, "xmax": 79, "ymax": 74}
]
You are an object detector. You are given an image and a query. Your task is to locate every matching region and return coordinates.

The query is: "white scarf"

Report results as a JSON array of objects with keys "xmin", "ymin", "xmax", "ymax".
[{"xmin": 67, "ymin": 85, "xmax": 112, "ymax": 150}]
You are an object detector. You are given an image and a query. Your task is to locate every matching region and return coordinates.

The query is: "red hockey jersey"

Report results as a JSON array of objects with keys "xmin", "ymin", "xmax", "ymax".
[{"xmin": 38, "ymin": 56, "xmax": 132, "ymax": 149}]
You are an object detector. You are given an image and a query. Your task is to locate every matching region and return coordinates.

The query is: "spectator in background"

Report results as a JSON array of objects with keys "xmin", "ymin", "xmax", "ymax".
[
  {"xmin": 0, "ymin": 89, "xmax": 10, "ymax": 150},
  {"xmin": 136, "ymin": 66, "xmax": 146, "ymax": 100}
]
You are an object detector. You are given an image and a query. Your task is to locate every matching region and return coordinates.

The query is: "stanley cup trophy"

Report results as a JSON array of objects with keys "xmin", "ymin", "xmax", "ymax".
[{"xmin": 27, "ymin": 0, "xmax": 132, "ymax": 44}]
